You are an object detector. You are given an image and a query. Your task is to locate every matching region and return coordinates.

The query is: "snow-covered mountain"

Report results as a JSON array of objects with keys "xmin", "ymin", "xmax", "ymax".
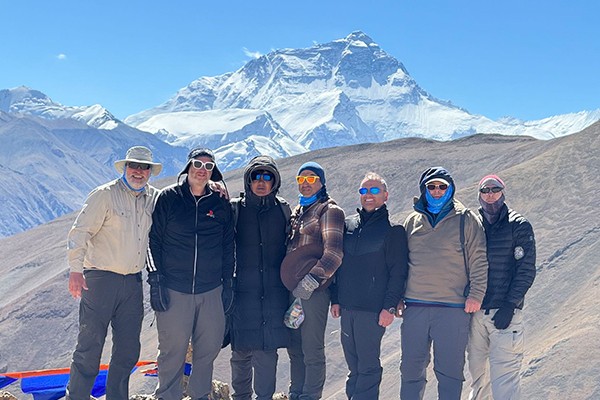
[
  {"xmin": 125, "ymin": 31, "xmax": 600, "ymax": 149},
  {"xmin": 0, "ymin": 111, "xmax": 187, "ymax": 237},
  {"xmin": 0, "ymin": 86, "xmax": 121, "ymax": 129}
]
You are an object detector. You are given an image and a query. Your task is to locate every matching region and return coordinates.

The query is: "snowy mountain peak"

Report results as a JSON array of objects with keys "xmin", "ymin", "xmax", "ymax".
[
  {"xmin": 0, "ymin": 86, "xmax": 53, "ymax": 113},
  {"xmin": 0, "ymin": 86, "xmax": 121, "ymax": 129},
  {"xmin": 339, "ymin": 30, "xmax": 376, "ymax": 46},
  {"xmin": 125, "ymin": 31, "xmax": 600, "ymax": 157}
]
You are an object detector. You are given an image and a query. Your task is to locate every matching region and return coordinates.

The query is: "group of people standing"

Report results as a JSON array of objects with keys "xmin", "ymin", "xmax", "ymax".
[{"xmin": 65, "ymin": 145, "xmax": 536, "ymax": 400}]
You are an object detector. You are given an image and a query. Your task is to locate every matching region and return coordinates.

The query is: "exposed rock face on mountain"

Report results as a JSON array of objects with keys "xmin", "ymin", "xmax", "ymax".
[{"xmin": 1, "ymin": 121, "xmax": 599, "ymax": 399}]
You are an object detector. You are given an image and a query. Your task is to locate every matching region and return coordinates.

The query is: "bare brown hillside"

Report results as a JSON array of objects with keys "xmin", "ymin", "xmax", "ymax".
[{"xmin": 1, "ymin": 122, "xmax": 599, "ymax": 399}]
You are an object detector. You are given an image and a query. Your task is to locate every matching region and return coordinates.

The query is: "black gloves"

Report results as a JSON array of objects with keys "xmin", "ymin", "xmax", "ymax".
[
  {"xmin": 492, "ymin": 302, "xmax": 516, "ymax": 330},
  {"xmin": 222, "ymin": 278, "xmax": 235, "ymax": 316},
  {"xmin": 148, "ymin": 273, "xmax": 170, "ymax": 312}
]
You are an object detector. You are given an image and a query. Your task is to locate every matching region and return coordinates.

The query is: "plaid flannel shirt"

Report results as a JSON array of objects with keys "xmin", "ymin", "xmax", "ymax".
[{"xmin": 287, "ymin": 197, "xmax": 345, "ymax": 280}]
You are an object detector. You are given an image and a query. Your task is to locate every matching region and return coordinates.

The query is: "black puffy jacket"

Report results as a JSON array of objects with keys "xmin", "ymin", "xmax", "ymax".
[
  {"xmin": 479, "ymin": 204, "xmax": 536, "ymax": 310},
  {"xmin": 148, "ymin": 179, "xmax": 235, "ymax": 294},
  {"xmin": 230, "ymin": 156, "xmax": 291, "ymax": 351},
  {"xmin": 332, "ymin": 205, "xmax": 409, "ymax": 313}
]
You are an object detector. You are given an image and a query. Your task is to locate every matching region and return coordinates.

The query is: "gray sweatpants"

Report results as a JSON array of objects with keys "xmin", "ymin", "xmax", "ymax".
[
  {"xmin": 287, "ymin": 289, "xmax": 331, "ymax": 400},
  {"xmin": 467, "ymin": 309, "xmax": 524, "ymax": 400},
  {"xmin": 400, "ymin": 306, "xmax": 471, "ymax": 400},
  {"xmin": 155, "ymin": 286, "xmax": 225, "ymax": 400},
  {"xmin": 66, "ymin": 270, "xmax": 143, "ymax": 400},
  {"xmin": 340, "ymin": 308, "xmax": 386, "ymax": 400},
  {"xmin": 231, "ymin": 349, "xmax": 278, "ymax": 400}
]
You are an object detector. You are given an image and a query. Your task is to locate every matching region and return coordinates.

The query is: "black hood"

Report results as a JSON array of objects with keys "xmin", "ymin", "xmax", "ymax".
[
  {"xmin": 243, "ymin": 155, "xmax": 282, "ymax": 197},
  {"xmin": 418, "ymin": 166, "xmax": 455, "ymax": 197}
]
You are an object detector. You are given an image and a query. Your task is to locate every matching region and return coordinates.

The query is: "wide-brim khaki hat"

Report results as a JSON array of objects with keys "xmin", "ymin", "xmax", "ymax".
[
  {"xmin": 280, "ymin": 244, "xmax": 333, "ymax": 292},
  {"xmin": 114, "ymin": 146, "xmax": 163, "ymax": 177}
]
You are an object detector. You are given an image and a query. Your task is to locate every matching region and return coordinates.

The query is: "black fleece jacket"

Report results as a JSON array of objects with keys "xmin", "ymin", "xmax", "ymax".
[
  {"xmin": 148, "ymin": 179, "xmax": 234, "ymax": 294},
  {"xmin": 331, "ymin": 205, "xmax": 409, "ymax": 312}
]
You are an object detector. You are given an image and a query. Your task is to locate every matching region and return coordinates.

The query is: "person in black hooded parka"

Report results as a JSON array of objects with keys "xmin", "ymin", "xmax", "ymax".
[{"xmin": 229, "ymin": 155, "xmax": 292, "ymax": 400}]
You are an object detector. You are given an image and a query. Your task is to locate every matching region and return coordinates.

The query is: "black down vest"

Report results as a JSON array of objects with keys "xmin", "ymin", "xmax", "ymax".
[{"xmin": 479, "ymin": 204, "xmax": 536, "ymax": 310}]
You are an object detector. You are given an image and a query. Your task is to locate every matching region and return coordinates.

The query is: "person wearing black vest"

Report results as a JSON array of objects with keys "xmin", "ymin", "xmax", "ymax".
[
  {"xmin": 229, "ymin": 155, "xmax": 292, "ymax": 400},
  {"xmin": 330, "ymin": 172, "xmax": 409, "ymax": 400},
  {"xmin": 467, "ymin": 175, "xmax": 536, "ymax": 400}
]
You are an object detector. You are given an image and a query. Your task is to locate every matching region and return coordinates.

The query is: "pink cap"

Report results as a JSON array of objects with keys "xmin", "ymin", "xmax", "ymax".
[{"xmin": 479, "ymin": 175, "xmax": 505, "ymax": 190}]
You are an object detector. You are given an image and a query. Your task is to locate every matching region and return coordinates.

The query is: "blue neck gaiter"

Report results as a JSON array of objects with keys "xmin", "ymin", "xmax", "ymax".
[
  {"xmin": 426, "ymin": 184, "xmax": 454, "ymax": 214},
  {"xmin": 299, "ymin": 186, "xmax": 327, "ymax": 207},
  {"xmin": 299, "ymin": 192, "xmax": 319, "ymax": 207},
  {"xmin": 122, "ymin": 173, "xmax": 145, "ymax": 193}
]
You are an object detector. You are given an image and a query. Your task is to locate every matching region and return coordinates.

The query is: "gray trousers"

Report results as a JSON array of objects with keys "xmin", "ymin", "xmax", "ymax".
[
  {"xmin": 287, "ymin": 289, "xmax": 331, "ymax": 400},
  {"xmin": 467, "ymin": 309, "xmax": 524, "ymax": 400},
  {"xmin": 400, "ymin": 306, "xmax": 471, "ymax": 400},
  {"xmin": 155, "ymin": 286, "xmax": 225, "ymax": 400},
  {"xmin": 340, "ymin": 309, "xmax": 385, "ymax": 400},
  {"xmin": 231, "ymin": 349, "xmax": 278, "ymax": 400},
  {"xmin": 66, "ymin": 270, "xmax": 143, "ymax": 400}
]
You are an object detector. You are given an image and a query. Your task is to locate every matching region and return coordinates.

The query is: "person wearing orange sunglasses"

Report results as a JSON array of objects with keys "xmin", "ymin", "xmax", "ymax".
[{"xmin": 285, "ymin": 161, "xmax": 345, "ymax": 400}]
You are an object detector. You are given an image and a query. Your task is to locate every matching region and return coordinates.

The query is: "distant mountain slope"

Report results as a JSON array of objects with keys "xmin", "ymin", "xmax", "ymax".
[
  {"xmin": 1, "ymin": 122, "xmax": 599, "ymax": 398},
  {"xmin": 0, "ymin": 111, "xmax": 187, "ymax": 237},
  {"xmin": 126, "ymin": 31, "xmax": 599, "ymax": 151},
  {"xmin": 0, "ymin": 86, "xmax": 120, "ymax": 129}
]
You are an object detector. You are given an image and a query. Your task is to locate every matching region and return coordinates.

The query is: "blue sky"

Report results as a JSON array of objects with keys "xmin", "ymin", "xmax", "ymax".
[{"xmin": 1, "ymin": 0, "xmax": 598, "ymax": 121}]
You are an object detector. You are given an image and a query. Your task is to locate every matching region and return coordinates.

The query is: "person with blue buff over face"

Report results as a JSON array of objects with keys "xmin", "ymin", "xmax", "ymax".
[
  {"xmin": 399, "ymin": 167, "xmax": 489, "ymax": 400},
  {"xmin": 285, "ymin": 161, "xmax": 345, "ymax": 400}
]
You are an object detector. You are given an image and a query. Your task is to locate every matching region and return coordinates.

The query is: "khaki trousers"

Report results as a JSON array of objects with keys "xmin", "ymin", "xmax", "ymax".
[{"xmin": 467, "ymin": 309, "xmax": 524, "ymax": 400}]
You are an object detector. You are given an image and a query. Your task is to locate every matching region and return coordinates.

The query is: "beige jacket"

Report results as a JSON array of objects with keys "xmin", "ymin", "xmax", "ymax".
[
  {"xmin": 404, "ymin": 199, "xmax": 488, "ymax": 304},
  {"xmin": 68, "ymin": 178, "xmax": 158, "ymax": 275}
]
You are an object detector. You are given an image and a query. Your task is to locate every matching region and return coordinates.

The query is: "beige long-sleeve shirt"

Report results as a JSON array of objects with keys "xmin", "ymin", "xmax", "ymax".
[{"xmin": 67, "ymin": 178, "xmax": 158, "ymax": 275}]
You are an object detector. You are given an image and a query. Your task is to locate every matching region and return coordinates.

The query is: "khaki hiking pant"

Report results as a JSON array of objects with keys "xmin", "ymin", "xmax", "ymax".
[{"xmin": 467, "ymin": 309, "xmax": 524, "ymax": 400}]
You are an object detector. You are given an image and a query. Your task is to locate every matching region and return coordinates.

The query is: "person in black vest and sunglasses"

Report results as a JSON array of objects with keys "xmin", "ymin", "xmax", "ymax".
[{"xmin": 467, "ymin": 175, "xmax": 536, "ymax": 400}]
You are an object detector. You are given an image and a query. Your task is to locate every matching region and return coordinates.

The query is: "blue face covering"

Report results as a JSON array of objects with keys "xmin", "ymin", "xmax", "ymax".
[
  {"xmin": 426, "ymin": 184, "xmax": 454, "ymax": 214},
  {"xmin": 299, "ymin": 192, "xmax": 319, "ymax": 207},
  {"xmin": 122, "ymin": 172, "xmax": 145, "ymax": 192}
]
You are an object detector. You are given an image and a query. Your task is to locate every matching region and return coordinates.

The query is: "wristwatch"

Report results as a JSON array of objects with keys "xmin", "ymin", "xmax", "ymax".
[{"xmin": 387, "ymin": 307, "xmax": 396, "ymax": 314}]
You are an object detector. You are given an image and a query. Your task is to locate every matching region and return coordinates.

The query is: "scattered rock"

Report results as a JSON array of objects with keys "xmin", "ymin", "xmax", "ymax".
[
  {"xmin": 130, "ymin": 379, "xmax": 232, "ymax": 400},
  {"xmin": 0, "ymin": 391, "xmax": 18, "ymax": 400}
]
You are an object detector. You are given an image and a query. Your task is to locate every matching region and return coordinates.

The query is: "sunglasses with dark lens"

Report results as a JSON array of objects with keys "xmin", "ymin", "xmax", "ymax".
[
  {"xmin": 426, "ymin": 184, "xmax": 449, "ymax": 191},
  {"xmin": 480, "ymin": 187, "xmax": 503, "ymax": 194},
  {"xmin": 296, "ymin": 176, "xmax": 320, "ymax": 184},
  {"xmin": 191, "ymin": 160, "xmax": 215, "ymax": 171},
  {"xmin": 359, "ymin": 187, "xmax": 381, "ymax": 195},
  {"xmin": 251, "ymin": 171, "xmax": 273, "ymax": 182},
  {"xmin": 127, "ymin": 162, "xmax": 151, "ymax": 170}
]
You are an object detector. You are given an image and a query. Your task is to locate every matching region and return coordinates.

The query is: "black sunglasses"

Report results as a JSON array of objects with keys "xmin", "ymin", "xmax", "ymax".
[
  {"xmin": 426, "ymin": 184, "xmax": 448, "ymax": 191},
  {"xmin": 480, "ymin": 187, "xmax": 503, "ymax": 194},
  {"xmin": 127, "ymin": 162, "xmax": 151, "ymax": 170},
  {"xmin": 251, "ymin": 171, "xmax": 273, "ymax": 182}
]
